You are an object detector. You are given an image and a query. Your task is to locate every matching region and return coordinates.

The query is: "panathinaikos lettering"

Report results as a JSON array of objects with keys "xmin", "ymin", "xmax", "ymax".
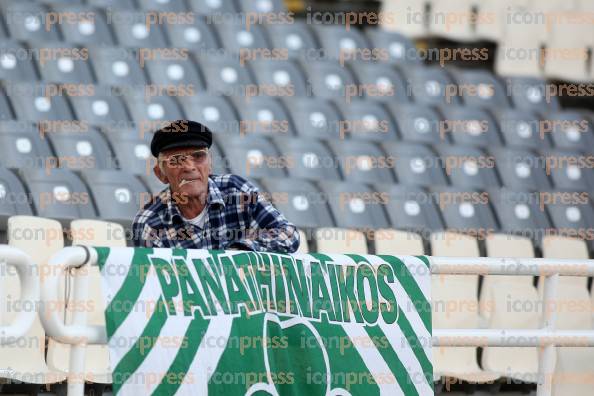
[{"xmin": 150, "ymin": 252, "xmax": 399, "ymax": 325}]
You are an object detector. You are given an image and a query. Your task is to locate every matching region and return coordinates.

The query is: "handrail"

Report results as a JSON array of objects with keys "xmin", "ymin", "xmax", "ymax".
[{"xmin": 0, "ymin": 245, "xmax": 39, "ymax": 345}]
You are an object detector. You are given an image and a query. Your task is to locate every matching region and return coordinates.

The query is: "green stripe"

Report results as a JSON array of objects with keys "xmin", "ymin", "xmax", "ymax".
[
  {"xmin": 375, "ymin": 255, "xmax": 432, "ymax": 334},
  {"xmin": 94, "ymin": 247, "xmax": 111, "ymax": 271},
  {"xmin": 112, "ymin": 298, "xmax": 168, "ymax": 395},
  {"xmin": 151, "ymin": 316, "xmax": 210, "ymax": 395},
  {"xmin": 365, "ymin": 325, "xmax": 419, "ymax": 396},
  {"xmin": 105, "ymin": 248, "xmax": 153, "ymax": 338},
  {"xmin": 415, "ymin": 255, "xmax": 431, "ymax": 269}
]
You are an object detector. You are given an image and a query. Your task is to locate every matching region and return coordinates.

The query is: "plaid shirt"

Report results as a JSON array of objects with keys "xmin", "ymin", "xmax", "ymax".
[{"xmin": 132, "ymin": 174, "xmax": 300, "ymax": 253}]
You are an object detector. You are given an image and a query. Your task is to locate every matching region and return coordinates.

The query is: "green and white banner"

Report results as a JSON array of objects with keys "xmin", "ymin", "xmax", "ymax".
[{"xmin": 95, "ymin": 247, "xmax": 433, "ymax": 396}]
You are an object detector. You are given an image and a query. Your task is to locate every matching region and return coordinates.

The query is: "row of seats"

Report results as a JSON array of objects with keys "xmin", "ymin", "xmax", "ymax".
[
  {"xmin": 1, "ymin": 216, "xmax": 592, "ymax": 394},
  {"xmin": 382, "ymin": 0, "xmax": 594, "ymax": 82}
]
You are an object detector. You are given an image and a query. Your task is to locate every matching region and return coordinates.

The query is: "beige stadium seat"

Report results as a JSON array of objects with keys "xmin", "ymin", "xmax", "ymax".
[
  {"xmin": 542, "ymin": 236, "xmax": 594, "ymax": 396},
  {"xmin": 315, "ymin": 228, "xmax": 368, "ymax": 254},
  {"xmin": 480, "ymin": 234, "xmax": 539, "ymax": 382},
  {"xmin": 0, "ymin": 216, "xmax": 66, "ymax": 384},
  {"xmin": 47, "ymin": 220, "xmax": 126, "ymax": 385},
  {"xmin": 374, "ymin": 229, "xmax": 425, "ymax": 255},
  {"xmin": 430, "ymin": 232, "xmax": 500, "ymax": 383},
  {"xmin": 296, "ymin": 229, "xmax": 309, "ymax": 254},
  {"xmin": 475, "ymin": 0, "xmax": 532, "ymax": 41},
  {"xmin": 544, "ymin": 23, "xmax": 592, "ymax": 82},
  {"xmin": 428, "ymin": 0, "xmax": 476, "ymax": 41},
  {"xmin": 381, "ymin": 0, "xmax": 428, "ymax": 38}
]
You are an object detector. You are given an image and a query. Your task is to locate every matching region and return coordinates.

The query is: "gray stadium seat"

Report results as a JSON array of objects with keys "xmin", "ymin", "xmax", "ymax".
[
  {"xmin": 302, "ymin": 60, "xmax": 357, "ymax": 99},
  {"xmin": 237, "ymin": 0, "xmax": 287, "ymax": 13},
  {"xmin": 492, "ymin": 109, "xmax": 550, "ymax": 151},
  {"xmin": 45, "ymin": 127, "xmax": 115, "ymax": 170},
  {"xmin": 282, "ymin": 97, "xmax": 342, "ymax": 140},
  {"xmin": 348, "ymin": 62, "xmax": 409, "ymax": 103},
  {"xmin": 379, "ymin": 184, "xmax": 444, "ymax": 233},
  {"xmin": 214, "ymin": 21, "xmax": 270, "ymax": 54},
  {"xmin": 18, "ymin": 168, "xmax": 96, "ymax": 225},
  {"xmin": 505, "ymin": 76, "xmax": 561, "ymax": 113},
  {"xmin": 138, "ymin": 0, "xmax": 189, "ymax": 12},
  {"xmin": 545, "ymin": 149, "xmax": 594, "ymax": 191},
  {"xmin": 52, "ymin": 5, "xmax": 114, "ymax": 45},
  {"xmin": 33, "ymin": 43, "xmax": 94, "ymax": 84},
  {"xmin": 334, "ymin": 100, "xmax": 399, "ymax": 141},
  {"xmin": 386, "ymin": 103, "xmax": 443, "ymax": 144},
  {"xmin": 545, "ymin": 195, "xmax": 594, "ymax": 249},
  {"xmin": 231, "ymin": 96, "xmax": 294, "ymax": 137},
  {"xmin": 139, "ymin": 173, "xmax": 167, "ymax": 196},
  {"xmin": 69, "ymin": 86, "xmax": 131, "ymax": 128},
  {"xmin": 327, "ymin": 140, "xmax": 395, "ymax": 184},
  {"xmin": 144, "ymin": 57, "xmax": 205, "ymax": 91},
  {"xmin": 365, "ymin": 28, "xmax": 419, "ymax": 64},
  {"xmin": 0, "ymin": 167, "xmax": 33, "ymax": 229},
  {"xmin": 216, "ymin": 135, "xmax": 286, "ymax": 179},
  {"xmin": 164, "ymin": 14, "xmax": 220, "ymax": 51},
  {"xmin": 318, "ymin": 181, "xmax": 390, "ymax": 229},
  {"xmin": 103, "ymin": 128, "xmax": 153, "ymax": 175},
  {"xmin": 438, "ymin": 105, "xmax": 502, "ymax": 148},
  {"xmin": 272, "ymin": 136, "xmax": 341, "ymax": 181},
  {"xmin": 1, "ymin": 1, "xmax": 61, "ymax": 43},
  {"xmin": 543, "ymin": 111, "xmax": 594, "ymax": 153},
  {"xmin": 178, "ymin": 93, "xmax": 240, "ymax": 135},
  {"xmin": 88, "ymin": 0, "xmax": 135, "ymax": 9},
  {"xmin": 198, "ymin": 53, "xmax": 254, "ymax": 95},
  {"xmin": 400, "ymin": 65, "xmax": 461, "ymax": 105},
  {"xmin": 431, "ymin": 186, "xmax": 498, "ymax": 233},
  {"xmin": 109, "ymin": 11, "xmax": 168, "ymax": 48},
  {"xmin": 382, "ymin": 142, "xmax": 448, "ymax": 187},
  {"xmin": 207, "ymin": 143, "xmax": 228, "ymax": 176},
  {"xmin": 248, "ymin": 59, "xmax": 309, "ymax": 96},
  {"xmin": 0, "ymin": 89, "xmax": 13, "ymax": 121},
  {"xmin": 488, "ymin": 188, "xmax": 551, "ymax": 246},
  {"xmin": 10, "ymin": 83, "xmax": 73, "ymax": 122},
  {"xmin": 260, "ymin": 177, "xmax": 333, "ymax": 229},
  {"xmin": 123, "ymin": 95, "xmax": 184, "ymax": 128},
  {"xmin": 449, "ymin": 69, "xmax": 510, "ymax": 108},
  {"xmin": 437, "ymin": 145, "xmax": 500, "ymax": 189},
  {"xmin": 187, "ymin": 0, "xmax": 239, "ymax": 14},
  {"xmin": 0, "ymin": 121, "xmax": 53, "ymax": 169},
  {"xmin": 491, "ymin": 147, "xmax": 552, "ymax": 191},
  {"xmin": 0, "ymin": 40, "xmax": 38, "ymax": 81},
  {"xmin": 312, "ymin": 24, "xmax": 372, "ymax": 62},
  {"xmin": 79, "ymin": 169, "xmax": 150, "ymax": 227},
  {"xmin": 264, "ymin": 21, "xmax": 318, "ymax": 59},
  {"xmin": 89, "ymin": 47, "xmax": 147, "ymax": 86}
]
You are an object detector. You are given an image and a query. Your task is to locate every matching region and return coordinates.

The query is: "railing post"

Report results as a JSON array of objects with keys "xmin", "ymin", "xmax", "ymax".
[{"xmin": 537, "ymin": 273, "xmax": 559, "ymax": 396}]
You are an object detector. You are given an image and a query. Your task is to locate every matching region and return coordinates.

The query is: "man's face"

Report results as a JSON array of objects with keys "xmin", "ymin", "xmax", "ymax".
[{"xmin": 154, "ymin": 147, "xmax": 211, "ymax": 200}]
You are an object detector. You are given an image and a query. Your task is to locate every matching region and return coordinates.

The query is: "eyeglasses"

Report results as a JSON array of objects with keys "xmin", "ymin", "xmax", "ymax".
[{"xmin": 161, "ymin": 149, "xmax": 209, "ymax": 168}]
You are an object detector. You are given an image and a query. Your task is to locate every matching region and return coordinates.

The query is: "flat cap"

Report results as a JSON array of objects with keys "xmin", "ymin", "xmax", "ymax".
[{"xmin": 150, "ymin": 120, "xmax": 213, "ymax": 157}]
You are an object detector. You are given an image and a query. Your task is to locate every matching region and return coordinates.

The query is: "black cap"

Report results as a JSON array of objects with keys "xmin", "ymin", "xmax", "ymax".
[{"xmin": 150, "ymin": 120, "xmax": 213, "ymax": 157}]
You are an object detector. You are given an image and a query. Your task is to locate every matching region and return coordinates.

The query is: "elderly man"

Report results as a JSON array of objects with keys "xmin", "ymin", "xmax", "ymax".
[{"xmin": 132, "ymin": 120, "xmax": 300, "ymax": 253}]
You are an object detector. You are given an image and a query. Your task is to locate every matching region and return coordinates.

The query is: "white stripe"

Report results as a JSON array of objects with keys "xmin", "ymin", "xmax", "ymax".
[
  {"xmin": 100, "ymin": 247, "xmax": 135, "ymax": 307},
  {"xmin": 401, "ymin": 256, "xmax": 431, "ymax": 303}
]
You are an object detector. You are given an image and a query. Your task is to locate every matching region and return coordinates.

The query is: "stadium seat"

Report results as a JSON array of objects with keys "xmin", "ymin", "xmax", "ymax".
[
  {"xmin": 436, "ymin": 145, "xmax": 500, "ymax": 189},
  {"xmin": 103, "ymin": 128, "xmax": 153, "ymax": 175},
  {"xmin": 504, "ymin": 76, "xmax": 561, "ymax": 113},
  {"xmin": 380, "ymin": 184, "xmax": 444, "ymax": 233},
  {"xmin": 265, "ymin": 21, "xmax": 319, "ymax": 59},
  {"xmin": 317, "ymin": 181, "xmax": 390, "ymax": 230},
  {"xmin": 0, "ymin": 168, "xmax": 33, "ymax": 230},
  {"xmin": 282, "ymin": 97, "xmax": 342, "ymax": 140},
  {"xmin": 386, "ymin": 103, "xmax": 443, "ymax": 145},
  {"xmin": 365, "ymin": 28, "xmax": 419, "ymax": 64},
  {"xmin": 88, "ymin": 0, "xmax": 135, "ymax": 9},
  {"xmin": 198, "ymin": 53, "xmax": 255, "ymax": 95},
  {"xmin": 430, "ymin": 231, "xmax": 500, "ymax": 382},
  {"xmin": 187, "ymin": 0, "xmax": 239, "ymax": 14},
  {"xmin": 492, "ymin": 109, "xmax": 550, "ymax": 151},
  {"xmin": 0, "ymin": 40, "xmax": 39, "ymax": 81},
  {"xmin": 123, "ymin": 94, "xmax": 184, "ymax": 128},
  {"xmin": 544, "ymin": 150, "xmax": 594, "ymax": 191},
  {"xmin": 260, "ymin": 177, "xmax": 334, "ymax": 229},
  {"xmin": 144, "ymin": 56, "xmax": 206, "ymax": 91},
  {"xmin": 139, "ymin": 0, "xmax": 189, "ymax": 12},
  {"xmin": 231, "ymin": 96, "xmax": 294, "ymax": 137},
  {"xmin": 449, "ymin": 69, "xmax": 510, "ymax": 109},
  {"xmin": 69, "ymin": 86, "xmax": 131, "ymax": 128},
  {"xmin": 302, "ymin": 60, "xmax": 357, "ymax": 100},
  {"xmin": 428, "ymin": 0, "xmax": 476, "ymax": 41},
  {"xmin": 214, "ymin": 21, "xmax": 270, "ymax": 54},
  {"xmin": 237, "ymin": 0, "xmax": 287, "ymax": 13},
  {"xmin": 165, "ymin": 14, "xmax": 220, "ymax": 51},
  {"xmin": 45, "ymin": 126, "xmax": 115, "ymax": 170},
  {"xmin": 480, "ymin": 234, "xmax": 540, "ymax": 382},
  {"xmin": 373, "ymin": 229, "xmax": 425, "ymax": 255},
  {"xmin": 400, "ymin": 65, "xmax": 462, "ymax": 105},
  {"xmin": 272, "ymin": 136, "xmax": 341, "ymax": 181},
  {"xmin": 1, "ymin": 1, "xmax": 61, "ymax": 43},
  {"xmin": 544, "ymin": 195, "xmax": 594, "ymax": 250},
  {"xmin": 543, "ymin": 111, "xmax": 594, "ymax": 153},
  {"xmin": 216, "ymin": 135, "xmax": 286, "ymax": 179},
  {"xmin": 33, "ymin": 43, "xmax": 94, "ymax": 84},
  {"xmin": 491, "ymin": 147, "xmax": 552, "ymax": 191},
  {"xmin": 248, "ymin": 59, "xmax": 309, "ymax": 96},
  {"xmin": 89, "ymin": 47, "xmax": 147, "ymax": 86},
  {"xmin": 544, "ymin": 22, "xmax": 592, "ymax": 82},
  {"xmin": 0, "ymin": 89, "xmax": 12, "ymax": 121},
  {"xmin": 78, "ymin": 170, "xmax": 149, "ymax": 227},
  {"xmin": 0, "ymin": 121, "xmax": 54, "ymax": 168},
  {"xmin": 312, "ymin": 24, "xmax": 372, "ymax": 62},
  {"xmin": 0, "ymin": 216, "xmax": 67, "ymax": 385},
  {"xmin": 10, "ymin": 83, "xmax": 74, "ymax": 122},
  {"xmin": 139, "ymin": 173, "xmax": 167, "ymax": 196},
  {"xmin": 315, "ymin": 228, "xmax": 368, "ymax": 254},
  {"xmin": 347, "ymin": 62, "xmax": 410, "ymax": 103},
  {"xmin": 178, "ymin": 93, "xmax": 240, "ymax": 135},
  {"xmin": 327, "ymin": 140, "xmax": 395, "ymax": 184},
  {"xmin": 109, "ymin": 10, "xmax": 168, "ymax": 48},
  {"xmin": 379, "ymin": 0, "xmax": 427, "ymax": 38},
  {"xmin": 382, "ymin": 142, "xmax": 448, "ymax": 187},
  {"xmin": 334, "ymin": 100, "xmax": 399, "ymax": 141},
  {"xmin": 18, "ymin": 168, "xmax": 96, "ymax": 226},
  {"xmin": 207, "ymin": 142, "xmax": 228, "ymax": 176},
  {"xmin": 52, "ymin": 5, "xmax": 114, "ymax": 45},
  {"xmin": 437, "ymin": 105, "xmax": 502, "ymax": 148}
]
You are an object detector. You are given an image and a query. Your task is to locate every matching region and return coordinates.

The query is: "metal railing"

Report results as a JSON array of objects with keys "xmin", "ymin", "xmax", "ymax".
[{"xmin": 4, "ymin": 246, "xmax": 594, "ymax": 396}]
